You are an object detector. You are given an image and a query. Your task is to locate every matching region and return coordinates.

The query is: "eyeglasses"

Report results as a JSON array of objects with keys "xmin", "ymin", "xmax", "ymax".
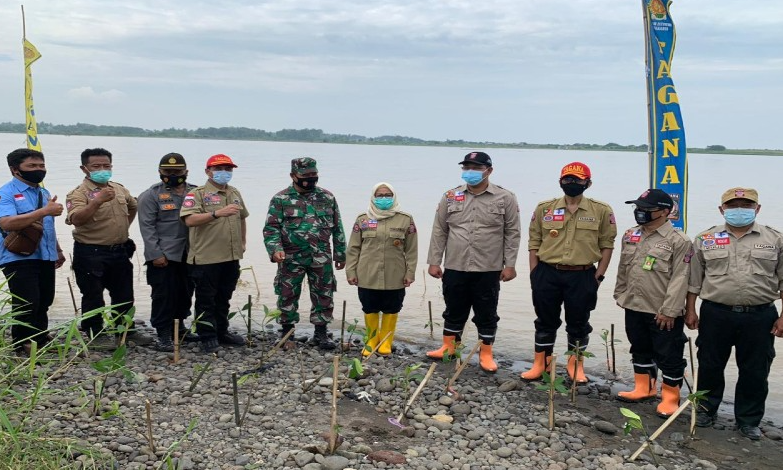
[{"xmin": 560, "ymin": 177, "xmax": 587, "ymax": 185}]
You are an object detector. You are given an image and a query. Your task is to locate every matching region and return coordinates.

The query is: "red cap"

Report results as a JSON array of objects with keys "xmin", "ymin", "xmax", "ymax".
[
  {"xmin": 560, "ymin": 161, "xmax": 591, "ymax": 180},
  {"xmin": 206, "ymin": 154, "xmax": 238, "ymax": 168}
]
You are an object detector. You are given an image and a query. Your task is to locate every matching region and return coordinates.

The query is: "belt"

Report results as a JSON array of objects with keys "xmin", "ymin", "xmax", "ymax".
[
  {"xmin": 545, "ymin": 262, "xmax": 594, "ymax": 271},
  {"xmin": 75, "ymin": 241, "xmax": 128, "ymax": 251},
  {"xmin": 704, "ymin": 299, "xmax": 774, "ymax": 313}
]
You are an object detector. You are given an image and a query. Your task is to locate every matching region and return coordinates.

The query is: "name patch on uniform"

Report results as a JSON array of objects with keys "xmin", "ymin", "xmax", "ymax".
[
  {"xmin": 754, "ymin": 244, "xmax": 775, "ymax": 250},
  {"xmin": 552, "ymin": 208, "xmax": 565, "ymax": 222},
  {"xmin": 654, "ymin": 242, "xmax": 673, "ymax": 252},
  {"xmin": 702, "ymin": 244, "xmax": 725, "ymax": 251},
  {"xmin": 578, "ymin": 216, "xmax": 595, "ymax": 222},
  {"xmin": 714, "ymin": 232, "xmax": 730, "ymax": 245},
  {"xmin": 161, "ymin": 203, "xmax": 177, "ymax": 211}
]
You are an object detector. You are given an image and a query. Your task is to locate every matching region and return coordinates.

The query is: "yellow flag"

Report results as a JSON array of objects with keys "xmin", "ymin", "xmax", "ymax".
[{"xmin": 23, "ymin": 39, "xmax": 42, "ymax": 151}]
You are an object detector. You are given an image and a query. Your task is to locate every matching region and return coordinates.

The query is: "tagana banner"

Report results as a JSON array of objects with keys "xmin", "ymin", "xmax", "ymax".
[
  {"xmin": 643, "ymin": 0, "xmax": 687, "ymax": 231},
  {"xmin": 23, "ymin": 38, "xmax": 42, "ymax": 151}
]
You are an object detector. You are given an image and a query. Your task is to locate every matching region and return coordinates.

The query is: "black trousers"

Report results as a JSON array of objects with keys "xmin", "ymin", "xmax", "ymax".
[
  {"xmin": 1, "ymin": 259, "xmax": 55, "ymax": 348},
  {"xmin": 73, "ymin": 242, "xmax": 135, "ymax": 337},
  {"xmin": 189, "ymin": 261, "xmax": 240, "ymax": 340},
  {"xmin": 530, "ymin": 262, "xmax": 597, "ymax": 353},
  {"xmin": 357, "ymin": 288, "xmax": 405, "ymax": 314},
  {"xmin": 146, "ymin": 260, "xmax": 194, "ymax": 333},
  {"xmin": 625, "ymin": 309, "xmax": 687, "ymax": 387},
  {"xmin": 696, "ymin": 300, "xmax": 777, "ymax": 427},
  {"xmin": 441, "ymin": 269, "xmax": 500, "ymax": 344}
]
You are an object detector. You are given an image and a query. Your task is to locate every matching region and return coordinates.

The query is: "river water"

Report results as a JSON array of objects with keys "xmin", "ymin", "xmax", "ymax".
[{"xmin": 2, "ymin": 133, "xmax": 782, "ymax": 421}]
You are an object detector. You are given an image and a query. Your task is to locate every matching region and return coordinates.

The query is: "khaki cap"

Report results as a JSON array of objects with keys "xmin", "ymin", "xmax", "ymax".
[{"xmin": 721, "ymin": 187, "xmax": 759, "ymax": 204}]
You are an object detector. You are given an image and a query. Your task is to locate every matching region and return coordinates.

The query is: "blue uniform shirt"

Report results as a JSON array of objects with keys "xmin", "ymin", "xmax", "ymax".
[{"xmin": 0, "ymin": 178, "xmax": 58, "ymax": 265}]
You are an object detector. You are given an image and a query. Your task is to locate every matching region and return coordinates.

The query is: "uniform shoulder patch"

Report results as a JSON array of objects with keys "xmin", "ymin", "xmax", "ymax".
[{"xmin": 535, "ymin": 197, "xmax": 559, "ymax": 208}]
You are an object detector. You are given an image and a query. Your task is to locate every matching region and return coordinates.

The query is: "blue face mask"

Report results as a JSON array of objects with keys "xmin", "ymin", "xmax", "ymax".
[
  {"xmin": 212, "ymin": 170, "xmax": 233, "ymax": 185},
  {"xmin": 723, "ymin": 207, "xmax": 756, "ymax": 227},
  {"xmin": 89, "ymin": 170, "xmax": 112, "ymax": 184},
  {"xmin": 462, "ymin": 169, "xmax": 486, "ymax": 186},
  {"xmin": 373, "ymin": 197, "xmax": 394, "ymax": 210}
]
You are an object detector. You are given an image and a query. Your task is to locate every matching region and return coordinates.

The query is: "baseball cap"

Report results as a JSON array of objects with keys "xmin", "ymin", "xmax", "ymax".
[
  {"xmin": 560, "ymin": 162, "xmax": 591, "ymax": 180},
  {"xmin": 206, "ymin": 154, "xmax": 238, "ymax": 168},
  {"xmin": 625, "ymin": 189, "xmax": 674, "ymax": 210},
  {"xmin": 291, "ymin": 157, "xmax": 318, "ymax": 174},
  {"xmin": 458, "ymin": 151, "xmax": 493, "ymax": 167},
  {"xmin": 721, "ymin": 187, "xmax": 759, "ymax": 204},
  {"xmin": 159, "ymin": 153, "xmax": 186, "ymax": 168}
]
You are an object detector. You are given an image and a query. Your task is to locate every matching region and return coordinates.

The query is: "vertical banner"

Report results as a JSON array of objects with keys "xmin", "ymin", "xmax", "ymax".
[
  {"xmin": 23, "ymin": 38, "xmax": 42, "ymax": 151},
  {"xmin": 643, "ymin": 0, "xmax": 687, "ymax": 231}
]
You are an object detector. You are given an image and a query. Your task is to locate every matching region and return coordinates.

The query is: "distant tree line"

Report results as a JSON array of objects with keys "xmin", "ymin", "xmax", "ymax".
[{"xmin": 0, "ymin": 121, "xmax": 772, "ymax": 155}]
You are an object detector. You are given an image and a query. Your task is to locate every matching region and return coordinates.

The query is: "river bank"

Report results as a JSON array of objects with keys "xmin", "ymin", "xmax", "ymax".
[{"xmin": 5, "ymin": 322, "xmax": 783, "ymax": 470}]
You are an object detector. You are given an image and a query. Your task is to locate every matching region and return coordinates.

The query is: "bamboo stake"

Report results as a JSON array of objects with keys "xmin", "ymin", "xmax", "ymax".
[
  {"xmin": 428, "ymin": 301, "xmax": 434, "ymax": 339},
  {"xmin": 328, "ymin": 355, "xmax": 340, "ymax": 454},
  {"xmin": 630, "ymin": 400, "xmax": 691, "ymax": 461},
  {"xmin": 689, "ymin": 338, "xmax": 698, "ymax": 436},
  {"xmin": 145, "ymin": 399, "xmax": 156, "ymax": 453},
  {"xmin": 610, "ymin": 324, "xmax": 617, "ymax": 375},
  {"xmin": 67, "ymin": 277, "xmax": 80, "ymax": 317},
  {"xmin": 397, "ymin": 363, "xmax": 437, "ymax": 422},
  {"xmin": 339, "ymin": 300, "xmax": 346, "ymax": 350},
  {"xmin": 249, "ymin": 266, "xmax": 261, "ymax": 300},
  {"xmin": 548, "ymin": 354, "xmax": 557, "ymax": 431},
  {"xmin": 570, "ymin": 341, "xmax": 580, "ymax": 404},
  {"xmin": 173, "ymin": 320, "xmax": 180, "ymax": 364},
  {"xmin": 445, "ymin": 342, "xmax": 481, "ymax": 392},
  {"xmin": 232, "ymin": 372, "xmax": 240, "ymax": 426},
  {"xmin": 246, "ymin": 294, "xmax": 252, "ymax": 346},
  {"xmin": 189, "ymin": 356, "xmax": 214, "ymax": 392}
]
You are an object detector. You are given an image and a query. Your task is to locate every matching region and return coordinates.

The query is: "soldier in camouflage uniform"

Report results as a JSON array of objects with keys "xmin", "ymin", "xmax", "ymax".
[{"xmin": 263, "ymin": 157, "xmax": 346, "ymax": 349}]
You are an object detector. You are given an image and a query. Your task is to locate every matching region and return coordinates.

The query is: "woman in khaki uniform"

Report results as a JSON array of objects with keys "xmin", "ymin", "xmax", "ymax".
[{"xmin": 346, "ymin": 182, "xmax": 418, "ymax": 355}]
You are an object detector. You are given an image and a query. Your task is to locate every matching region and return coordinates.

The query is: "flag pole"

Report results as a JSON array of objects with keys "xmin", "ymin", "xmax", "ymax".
[
  {"xmin": 641, "ymin": 0, "xmax": 654, "ymax": 189},
  {"xmin": 21, "ymin": 5, "xmax": 27, "ymax": 39}
]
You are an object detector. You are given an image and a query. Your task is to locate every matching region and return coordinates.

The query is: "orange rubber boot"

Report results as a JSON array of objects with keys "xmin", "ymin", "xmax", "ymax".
[
  {"xmin": 617, "ymin": 373, "xmax": 657, "ymax": 402},
  {"xmin": 426, "ymin": 335, "xmax": 457, "ymax": 359},
  {"xmin": 520, "ymin": 351, "xmax": 550, "ymax": 380},
  {"xmin": 479, "ymin": 343, "xmax": 498, "ymax": 372},
  {"xmin": 656, "ymin": 384, "xmax": 681, "ymax": 418},
  {"xmin": 567, "ymin": 355, "xmax": 588, "ymax": 384}
]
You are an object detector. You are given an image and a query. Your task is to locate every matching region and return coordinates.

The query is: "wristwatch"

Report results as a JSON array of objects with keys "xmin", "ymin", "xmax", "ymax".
[
  {"xmin": 211, "ymin": 211, "xmax": 218, "ymax": 219},
  {"xmin": 596, "ymin": 274, "xmax": 605, "ymax": 282}
]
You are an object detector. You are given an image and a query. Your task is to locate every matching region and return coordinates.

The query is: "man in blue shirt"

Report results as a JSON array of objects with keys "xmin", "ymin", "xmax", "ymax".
[{"xmin": 0, "ymin": 148, "xmax": 65, "ymax": 355}]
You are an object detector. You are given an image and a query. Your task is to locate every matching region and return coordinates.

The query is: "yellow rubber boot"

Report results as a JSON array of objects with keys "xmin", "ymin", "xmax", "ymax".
[
  {"xmin": 617, "ymin": 373, "xmax": 657, "ymax": 402},
  {"xmin": 479, "ymin": 343, "xmax": 498, "ymax": 372},
  {"xmin": 377, "ymin": 313, "xmax": 398, "ymax": 355},
  {"xmin": 426, "ymin": 335, "xmax": 457, "ymax": 359},
  {"xmin": 362, "ymin": 313, "xmax": 380, "ymax": 357},
  {"xmin": 656, "ymin": 384, "xmax": 681, "ymax": 418},
  {"xmin": 520, "ymin": 351, "xmax": 550, "ymax": 380},
  {"xmin": 567, "ymin": 355, "xmax": 588, "ymax": 384}
]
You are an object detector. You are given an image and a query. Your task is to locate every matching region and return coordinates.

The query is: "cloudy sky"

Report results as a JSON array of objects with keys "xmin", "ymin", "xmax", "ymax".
[{"xmin": 0, "ymin": 0, "xmax": 781, "ymax": 149}]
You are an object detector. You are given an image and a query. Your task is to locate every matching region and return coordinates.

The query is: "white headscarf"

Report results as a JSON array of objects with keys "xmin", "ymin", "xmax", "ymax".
[{"xmin": 366, "ymin": 181, "xmax": 400, "ymax": 221}]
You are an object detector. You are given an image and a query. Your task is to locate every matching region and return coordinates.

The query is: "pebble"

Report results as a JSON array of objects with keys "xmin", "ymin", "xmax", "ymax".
[{"xmin": 593, "ymin": 420, "xmax": 619, "ymax": 435}]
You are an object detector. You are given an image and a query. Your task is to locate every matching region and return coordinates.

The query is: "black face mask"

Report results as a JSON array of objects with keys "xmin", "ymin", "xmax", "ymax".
[
  {"xmin": 160, "ymin": 173, "xmax": 186, "ymax": 186},
  {"xmin": 634, "ymin": 209, "xmax": 664, "ymax": 225},
  {"xmin": 561, "ymin": 182, "xmax": 587, "ymax": 197},
  {"xmin": 295, "ymin": 176, "xmax": 319, "ymax": 191},
  {"xmin": 18, "ymin": 169, "xmax": 47, "ymax": 184}
]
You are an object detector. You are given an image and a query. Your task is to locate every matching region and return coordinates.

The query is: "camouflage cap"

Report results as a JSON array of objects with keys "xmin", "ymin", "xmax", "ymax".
[{"xmin": 291, "ymin": 157, "xmax": 318, "ymax": 174}]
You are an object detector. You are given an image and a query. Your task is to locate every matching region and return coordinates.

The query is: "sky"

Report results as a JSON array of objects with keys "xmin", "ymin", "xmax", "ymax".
[{"xmin": 0, "ymin": 0, "xmax": 781, "ymax": 149}]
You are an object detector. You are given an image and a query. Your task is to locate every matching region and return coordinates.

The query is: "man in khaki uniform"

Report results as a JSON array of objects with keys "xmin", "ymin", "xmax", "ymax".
[
  {"xmin": 614, "ymin": 189, "xmax": 691, "ymax": 418},
  {"xmin": 346, "ymin": 182, "xmax": 418, "ymax": 356},
  {"xmin": 426, "ymin": 151, "xmax": 521, "ymax": 373},
  {"xmin": 686, "ymin": 187, "xmax": 783, "ymax": 440},
  {"xmin": 66, "ymin": 148, "xmax": 138, "ymax": 343},
  {"xmin": 522, "ymin": 162, "xmax": 616, "ymax": 383},
  {"xmin": 181, "ymin": 154, "xmax": 249, "ymax": 353}
]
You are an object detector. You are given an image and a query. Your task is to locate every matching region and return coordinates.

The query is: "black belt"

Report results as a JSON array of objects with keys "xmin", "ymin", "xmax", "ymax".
[
  {"xmin": 704, "ymin": 299, "xmax": 774, "ymax": 313},
  {"xmin": 543, "ymin": 262, "xmax": 594, "ymax": 271},
  {"xmin": 75, "ymin": 241, "xmax": 128, "ymax": 251}
]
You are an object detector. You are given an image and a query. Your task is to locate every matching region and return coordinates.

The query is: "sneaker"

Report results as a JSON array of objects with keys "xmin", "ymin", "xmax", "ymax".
[
  {"xmin": 738, "ymin": 425, "xmax": 762, "ymax": 441},
  {"xmin": 201, "ymin": 337, "xmax": 220, "ymax": 354},
  {"xmin": 154, "ymin": 336, "xmax": 175, "ymax": 353},
  {"xmin": 218, "ymin": 331, "xmax": 246, "ymax": 346},
  {"xmin": 695, "ymin": 411, "xmax": 716, "ymax": 428},
  {"xmin": 309, "ymin": 326, "xmax": 336, "ymax": 350}
]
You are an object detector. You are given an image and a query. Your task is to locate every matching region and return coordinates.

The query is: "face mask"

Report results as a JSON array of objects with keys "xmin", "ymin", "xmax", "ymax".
[
  {"xmin": 373, "ymin": 197, "xmax": 394, "ymax": 210},
  {"xmin": 18, "ymin": 169, "xmax": 46, "ymax": 184},
  {"xmin": 295, "ymin": 176, "xmax": 319, "ymax": 191},
  {"xmin": 89, "ymin": 170, "xmax": 112, "ymax": 184},
  {"xmin": 461, "ymin": 170, "xmax": 486, "ymax": 186},
  {"xmin": 211, "ymin": 170, "xmax": 232, "ymax": 185},
  {"xmin": 634, "ymin": 209, "xmax": 663, "ymax": 225},
  {"xmin": 723, "ymin": 208, "xmax": 756, "ymax": 227},
  {"xmin": 160, "ymin": 173, "xmax": 186, "ymax": 186},
  {"xmin": 561, "ymin": 182, "xmax": 587, "ymax": 197}
]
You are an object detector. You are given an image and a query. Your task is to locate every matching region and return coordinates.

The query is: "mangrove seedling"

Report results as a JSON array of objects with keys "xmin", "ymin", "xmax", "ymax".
[
  {"xmin": 391, "ymin": 362, "xmax": 426, "ymax": 403},
  {"xmin": 621, "ymin": 407, "xmax": 660, "ymax": 465},
  {"xmin": 564, "ymin": 342, "xmax": 594, "ymax": 403},
  {"xmin": 599, "ymin": 327, "xmax": 622, "ymax": 374},
  {"xmin": 534, "ymin": 354, "xmax": 566, "ymax": 431}
]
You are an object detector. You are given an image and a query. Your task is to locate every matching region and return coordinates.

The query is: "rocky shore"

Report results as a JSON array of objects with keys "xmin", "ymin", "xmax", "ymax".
[{"xmin": 9, "ymin": 326, "xmax": 783, "ymax": 470}]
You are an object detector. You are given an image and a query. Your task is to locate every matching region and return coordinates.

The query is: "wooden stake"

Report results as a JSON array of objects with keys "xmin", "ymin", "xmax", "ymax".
[
  {"xmin": 548, "ymin": 354, "xmax": 557, "ymax": 431},
  {"xmin": 189, "ymin": 356, "xmax": 214, "ymax": 392},
  {"xmin": 145, "ymin": 399, "xmax": 156, "ymax": 453},
  {"xmin": 339, "ymin": 300, "xmax": 346, "ymax": 350},
  {"xmin": 361, "ymin": 330, "xmax": 393, "ymax": 363},
  {"xmin": 571, "ymin": 341, "xmax": 580, "ymax": 404},
  {"xmin": 610, "ymin": 324, "xmax": 617, "ymax": 375},
  {"xmin": 173, "ymin": 320, "xmax": 180, "ymax": 364},
  {"xmin": 67, "ymin": 277, "xmax": 80, "ymax": 318},
  {"xmin": 397, "ymin": 363, "xmax": 437, "ymax": 422},
  {"xmin": 630, "ymin": 399, "xmax": 691, "ymax": 461},
  {"xmin": 247, "ymin": 294, "xmax": 252, "ymax": 345},
  {"xmin": 688, "ymin": 337, "xmax": 698, "ymax": 436},
  {"xmin": 232, "ymin": 372, "xmax": 241, "ymax": 427},
  {"xmin": 428, "ymin": 301, "xmax": 434, "ymax": 339},
  {"xmin": 445, "ymin": 341, "xmax": 481, "ymax": 392},
  {"xmin": 328, "ymin": 355, "xmax": 340, "ymax": 454}
]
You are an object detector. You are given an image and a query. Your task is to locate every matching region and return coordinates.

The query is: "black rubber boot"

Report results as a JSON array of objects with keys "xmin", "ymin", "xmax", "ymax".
[{"xmin": 310, "ymin": 325, "xmax": 335, "ymax": 350}]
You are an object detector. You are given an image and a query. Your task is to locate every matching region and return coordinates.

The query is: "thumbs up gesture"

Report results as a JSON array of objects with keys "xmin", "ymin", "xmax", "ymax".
[{"xmin": 44, "ymin": 195, "xmax": 64, "ymax": 217}]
